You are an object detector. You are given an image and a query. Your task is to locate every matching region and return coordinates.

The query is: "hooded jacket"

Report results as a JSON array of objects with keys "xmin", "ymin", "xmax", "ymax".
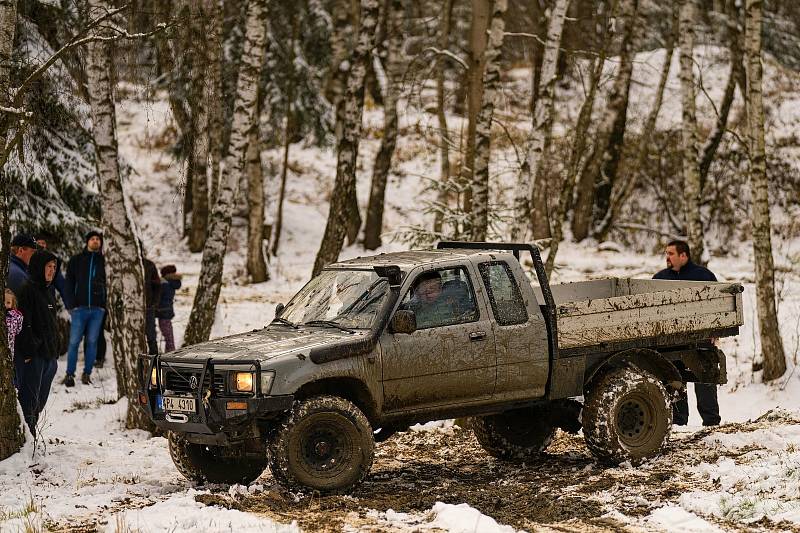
[
  {"xmin": 156, "ymin": 273, "xmax": 182, "ymax": 320},
  {"xmin": 16, "ymin": 250, "xmax": 59, "ymax": 360},
  {"xmin": 64, "ymin": 234, "xmax": 106, "ymax": 309}
]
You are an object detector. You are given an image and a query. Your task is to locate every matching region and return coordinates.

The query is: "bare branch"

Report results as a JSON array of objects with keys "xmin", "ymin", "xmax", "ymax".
[
  {"xmin": 421, "ymin": 46, "xmax": 468, "ymax": 70},
  {"xmin": 12, "ymin": 6, "xmax": 168, "ymax": 107}
]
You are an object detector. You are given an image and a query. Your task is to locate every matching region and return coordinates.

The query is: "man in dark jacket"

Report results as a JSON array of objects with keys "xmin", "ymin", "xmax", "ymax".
[
  {"xmin": 654, "ymin": 240, "xmax": 721, "ymax": 426},
  {"xmin": 8, "ymin": 233, "xmax": 37, "ymax": 295},
  {"xmin": 63, "ymin": 230, "xmax": 106, "ymax": 386},
  {"xmin": 35, "ymin": 232, "xmax": 67, "ymax": 304},
  {"xmin": 143, "ymin": 257, "xmax": 161, "ymax": 355},
  {"xmin": 15, "ymin": 249, "xmax": 60, "ymax": 437}
]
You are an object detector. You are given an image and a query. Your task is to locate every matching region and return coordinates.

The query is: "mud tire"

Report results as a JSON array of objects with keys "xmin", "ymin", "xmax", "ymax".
[
  {"xmin": 583, "ymin": 367, "xmax": 672, "ymax": 464},
  {"xmin": 471, "ymin": 407, "xmax": 555, "ymax": 460},
  {"xmin": 267, "ymin": 395, "xmax": 374, "ymax": 493},
  {"xmin": 168, "ymin": 432, "xmax": 267, "ymax": 485}
]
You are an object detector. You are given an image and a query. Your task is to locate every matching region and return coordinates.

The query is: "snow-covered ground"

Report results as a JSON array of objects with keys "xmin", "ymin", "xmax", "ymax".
[{"xmin": 2, "ymin": 46, "xmax": 800, "ymax": 531}]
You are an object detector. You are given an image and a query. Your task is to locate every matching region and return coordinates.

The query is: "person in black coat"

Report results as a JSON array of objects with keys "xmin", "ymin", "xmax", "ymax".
[
  {"xmin": 654, "ymin": 240, "xmax": 721, "ymax": 426},
  {"xmin": 15, "ymin": 249, "xmax": 59, "ymax": 437},
  {"xmin": 143, "ymin": 257, "xmax": 161, "ymax": 355}
]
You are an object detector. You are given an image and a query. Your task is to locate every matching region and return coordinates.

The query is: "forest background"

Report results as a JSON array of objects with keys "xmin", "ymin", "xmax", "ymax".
[{"xmin": 0, "ymin": 0, "xmax": 798, "ymax": 461}]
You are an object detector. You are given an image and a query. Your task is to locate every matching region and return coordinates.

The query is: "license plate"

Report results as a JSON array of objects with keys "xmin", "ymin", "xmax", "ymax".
[{"xmin": 163, "ymin": 396, "xmax": 196, "ymax": 413}]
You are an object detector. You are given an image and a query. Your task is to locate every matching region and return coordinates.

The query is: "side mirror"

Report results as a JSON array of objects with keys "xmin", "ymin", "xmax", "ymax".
[
  {"xmin": 275, "ymin": 303, "xmax": 285, "ymax": 317},
  {"xmin": 389, "ymin": 310, "xmax": 417, "ymax": 334}
]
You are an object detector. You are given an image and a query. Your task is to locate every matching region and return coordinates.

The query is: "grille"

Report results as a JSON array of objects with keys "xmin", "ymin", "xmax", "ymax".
[{"xmin": 162, "ymin": 367, "xmax": 225, "ymax": 395}]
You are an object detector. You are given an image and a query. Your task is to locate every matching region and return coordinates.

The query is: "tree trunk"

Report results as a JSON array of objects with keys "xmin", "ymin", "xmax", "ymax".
[
  {"xmin": 188, "ymin": 0, "xmax": 212, "ymax": 253},
  {"xmin": 545, "ymin": 51, "xmax": 606, "ymax": 275},
  {"xmin": 570, "ymin": 0, "xmax": 638, "ymax": 242},
  {"xmin": 744, "ymin": 0, "xmax": 786, "ymax": 381},
  {"xmin": 363, "ymin": 0, "xmax": 403, "ymax": 250},
  {"xmin": 246, "ymin": 121, "xmax": 268, "ymax": 282},
  {"xmin": 469, "ymin": 0, "xmax": 506, "ymax": 241},
  {"xmin": 0, "ymin": 0, "xmax": 24, "ymax": 461},
  {"xmin": 270, "ymin": 15, "xmax": 300, "ymax": 258},
  {"xmin": 459, "ymin": 0, "xmax": 491, "ymax": 237},
  {"xmin": 678, "ymin": 0, "xmax": 705, "ymax": 264},
  {"xmin": 184, "ymin": 0, "xmax": 268, "ymax": 345},
  {"xmin": 432, "ymin": 0, "xmax": 454, "ymax": 235},
  {"xmin": 312, "ymin": 0, "xmax": 380, "ymax": 276},
  {"xmin": 510, "ymin": 0, "xmax": 570, "ymax": 241},
  {"xmin": 206, "ymin": 0, "xmax": 224, "ymax": 206},
  {"xmin": 699, "ymin": 3, "xmax": 743, "ymax": 192},
  {"xmin": 86, "ymin": 0, "xmax": 152, "ymax": 431},
  {"xmin": 595, "ymin": 6, "xmax": 677, "ymax": 241}
]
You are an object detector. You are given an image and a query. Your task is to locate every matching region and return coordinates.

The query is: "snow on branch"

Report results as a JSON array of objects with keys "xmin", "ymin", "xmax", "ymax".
[
  {"xmin": 421, "ymin": 47, "xmax": 468, "ymax": 70},
  {"xmin": 12, "ymin": 6, "xmax": 169, "ymax": 107}
]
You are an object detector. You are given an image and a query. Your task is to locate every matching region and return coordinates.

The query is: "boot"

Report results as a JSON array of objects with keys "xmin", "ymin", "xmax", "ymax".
[
  {"xmin": 94, "ymin": 359, "xmax": 104, "ymax": 369},
  {"xmin": 63, "ymin": 374, "xmax": 75, "ymax": 387},
  {"xmin": 81, "ymin": 372, "xmax": 92, "ymax": 385}
]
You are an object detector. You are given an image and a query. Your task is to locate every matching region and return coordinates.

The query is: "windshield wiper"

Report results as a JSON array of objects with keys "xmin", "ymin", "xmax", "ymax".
[
  {"xmin": 271, "ymin": 317, "xmax": 299, "ymax": 329},
  {"xmin": 303, "ymin": 320, "xmax": 356, "ymax": 334}
]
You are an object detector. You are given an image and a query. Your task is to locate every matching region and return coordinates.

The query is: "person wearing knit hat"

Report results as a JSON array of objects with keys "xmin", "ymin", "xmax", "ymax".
[
  {"xmin": 62, "ymin": 229, "xmax": 106, "ymax": 387},
  {"xmin": 156, "ymin": 264, "xmax": 181, "ymax": 352}
]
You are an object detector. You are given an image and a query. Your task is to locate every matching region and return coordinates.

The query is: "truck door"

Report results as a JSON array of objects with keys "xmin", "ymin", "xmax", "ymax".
[
  {"xmin": 380, "ymin": 264, "xmax": 497, "ymax": 412},
  {"xmin": 477, "ymin": 260, "xmax": 549, "ymax": 400}
]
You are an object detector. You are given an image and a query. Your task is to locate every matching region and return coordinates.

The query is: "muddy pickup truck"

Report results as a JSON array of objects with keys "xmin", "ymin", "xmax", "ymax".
[{"xmin": 138, "ymin": 242, "xmax": 743, "ymax": 492}]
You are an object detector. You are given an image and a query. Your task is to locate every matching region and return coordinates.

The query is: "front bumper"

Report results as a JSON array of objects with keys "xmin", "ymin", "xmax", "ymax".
[{"xmin": 138, "ymin": 355, "xmax": 293, "ymax": 436}]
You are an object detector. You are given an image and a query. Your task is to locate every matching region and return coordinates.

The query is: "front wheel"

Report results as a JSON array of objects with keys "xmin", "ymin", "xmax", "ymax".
[
  {"xmin": 471, "ymin": 407, "xmax": 556, "ymax": 461},
  {"xmin": 267, "ymin": 395, "xmax": 375, "ymax": 493},
  {"xmin": 168, "ymin": 432, "xmax": 267, "ymax": 485},
  {"xmin": 582, "ymin": 367, "xmax": 672, "ymax": 463}
]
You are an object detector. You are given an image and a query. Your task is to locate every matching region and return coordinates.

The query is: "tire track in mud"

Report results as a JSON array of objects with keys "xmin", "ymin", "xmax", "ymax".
[{"xmin": 201, "ymin": 413, "xmax": 800, "ymax": 532}]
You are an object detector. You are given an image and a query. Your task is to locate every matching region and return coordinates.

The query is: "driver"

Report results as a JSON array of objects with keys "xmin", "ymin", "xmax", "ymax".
[{"xmin": 408, "ymin": 271, "xmax": 451, "ymax": 329}]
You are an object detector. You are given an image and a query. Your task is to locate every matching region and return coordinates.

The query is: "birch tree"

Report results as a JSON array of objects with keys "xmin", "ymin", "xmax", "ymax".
[
  {"xmin": 206, "ymin": 0, "xmax": 224, "ymax": 206},
  {"xmin": 469, "ymin": 0, "xmax": 506, "ymax": 241},
  {"xmin": 85, "ymin": 0, "xmax": 151, "ymax": 430},
  {"xmin": 312, "ymin": 0, "xmax": 379, "ymax": 276},
  {"xmin": 432, "ymin": 0, "xmax": 454, "ymax": 235},
  {"xmin": 545, "ymin": 16, "xmax": 609, "ymax": 275},
  {"xmin": 187, "ymin": 0, "xmax": 213, "ymax": 253},
  {"xmin": 678, "ymin": 0, "xmax": 705, "ymax": 264},
  {"xmin": 245, "ymin": 119, "xmax": 268, "ymax": 282},
  {"xmin": 459, "ymin": 0, "xmax": 491, "ymax": 237},
  {"xmin": 184, "ymin": 0, "xmax": 268, "ymax": 345},
  {"xmin": 596, "ymin": 5, "xmax": 678, "ymax": 241},
  {"xmin": 0, "ymin": 0, "xmax": 24, "ymax": 460},
  {"xmin": 745, "ymin": 0, "xmax": 786, "ymax": 381},
  {"xmin": 364, "ymin": 0, "xmax": 403, "ymax": 250},
  {"xmin": 510, "ymin": 0, "xmax": 569, "ymax": 241},
  {"xmin": 570, "ymin": 0, "xmax": 638, "ymax": 242}
]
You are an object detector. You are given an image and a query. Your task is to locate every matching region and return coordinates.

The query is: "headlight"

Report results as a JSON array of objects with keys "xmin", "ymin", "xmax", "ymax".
[
  {"xmin": 150, "ymin": 367, "xmax": 158, "ymax": 387},
  {"xmin": 233, "ymin": 372, "xmax": 254, "ymax": 392},
  {"xmin": 260, "ymin": 371, "xmax": 275, "ymax": 396}
]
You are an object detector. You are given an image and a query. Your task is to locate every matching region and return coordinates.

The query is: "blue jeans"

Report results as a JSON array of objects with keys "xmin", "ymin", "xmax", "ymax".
[{"xmin": 67, "ymin": 307, "xmax": 105, "ymax": 376}]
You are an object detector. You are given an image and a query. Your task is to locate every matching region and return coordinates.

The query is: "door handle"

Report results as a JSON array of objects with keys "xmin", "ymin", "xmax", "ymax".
[{"xmin": 469, "ymin": 331, "xmax": 487, "ymax": 341}]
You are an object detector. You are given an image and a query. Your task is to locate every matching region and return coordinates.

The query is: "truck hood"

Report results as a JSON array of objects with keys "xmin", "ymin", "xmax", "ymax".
[{"xmin": 161, "ymin": 326, "xmax": 363, "ymax": 363}]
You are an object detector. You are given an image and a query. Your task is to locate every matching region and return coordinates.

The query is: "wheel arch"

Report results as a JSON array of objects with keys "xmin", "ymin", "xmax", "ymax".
[
  {"xmin": 294, "ymin": 377, "xmax": 377, "ymax": 425},
  {"xmin": 585, "ymin": 348, "xmax": 682, "ymax": 396}
]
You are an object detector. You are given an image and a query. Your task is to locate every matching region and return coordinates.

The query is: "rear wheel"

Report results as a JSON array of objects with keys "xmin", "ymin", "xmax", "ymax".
[
  {"xmin": 267, "ymin": 395, "xmax": 374, "ymax": 493},
  {"xmin": 583, "ymin": 367, "xmax": 671, "ymax": 463},
  {"xmin": 168, "ymin": 432, "xmax": 267, "ymax": 485},
  {"xmin": 471, "ymin": 407, "xmax": 555, "ymax": 460}
]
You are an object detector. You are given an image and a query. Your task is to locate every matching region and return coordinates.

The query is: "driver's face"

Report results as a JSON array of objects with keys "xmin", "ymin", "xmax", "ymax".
[{"xmin": 417, "ymin": 279, "xmax": 442, "ymax": 304}]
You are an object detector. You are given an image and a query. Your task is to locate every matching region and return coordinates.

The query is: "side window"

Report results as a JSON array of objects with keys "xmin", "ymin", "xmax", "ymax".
[
  {"xmin": 399, "ymin": 266, "xmax": 479, "ymax": 330},
  {"xmin": 479, "ymin": 262, "xmax": 528, "ymax": 326}
]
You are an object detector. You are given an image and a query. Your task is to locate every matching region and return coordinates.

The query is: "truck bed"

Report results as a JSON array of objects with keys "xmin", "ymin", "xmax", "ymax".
[{"xmin": 536, "ymin": 278, "xmax": 744, "ymax": 355}]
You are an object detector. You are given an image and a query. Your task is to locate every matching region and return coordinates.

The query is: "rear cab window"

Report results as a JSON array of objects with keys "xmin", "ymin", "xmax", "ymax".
[{"xmin": 478, "ymin": 261, "xmax": 528, "ymax": 326}]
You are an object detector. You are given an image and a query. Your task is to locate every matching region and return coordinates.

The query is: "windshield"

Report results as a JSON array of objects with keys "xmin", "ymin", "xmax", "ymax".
[{"xmin": 280, "ymin": 270, "xmax": 391, "ymax": 330}]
